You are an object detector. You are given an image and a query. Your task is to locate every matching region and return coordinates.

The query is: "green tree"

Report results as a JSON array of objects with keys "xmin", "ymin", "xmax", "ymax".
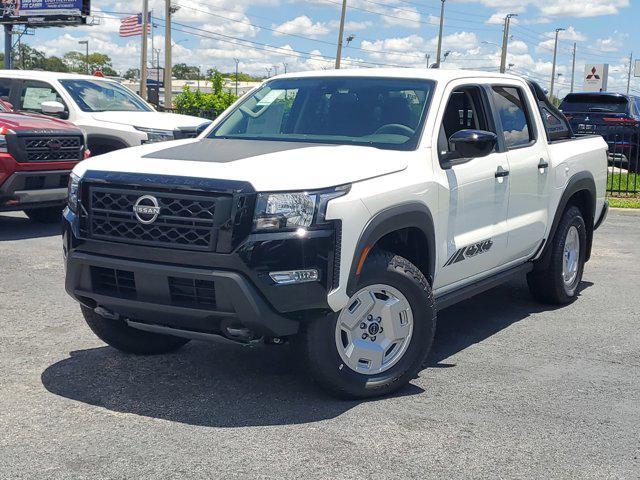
[
  {"xmin": 63, "ymin": 51, "xmax": 116, "ymax": 75},
  {"xmin": 173, "ymin": 63, "xmax": 200, "ymax": 80},
  {"xmin": 123, "ymin": 68, "xmax": 139, "ymax": 80},
  {"xmin": 174, "ymin": 69, "xmax": 237, "ymax": 119}
]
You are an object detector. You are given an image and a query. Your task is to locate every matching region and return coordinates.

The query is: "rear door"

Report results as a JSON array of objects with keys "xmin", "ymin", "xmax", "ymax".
[{"xmin": 490, "ymin": 84, "xmax": 550, "ymax": 262}]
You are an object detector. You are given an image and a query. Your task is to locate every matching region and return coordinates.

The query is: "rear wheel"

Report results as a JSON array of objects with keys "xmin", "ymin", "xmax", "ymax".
[
  {"xmin": 24, "ymin": 206, "xmax": 64, "ymax": 224},
  {"xmin": 81, "ymin": 305, "xmax": 190, "ymax": 355},
  {"xmin": 302, "ymin": 251, "xmax": 436, "ymax": 399},
  {"xmin": 527, "ymin": 206, "xmax": 587, "ymax": 304}
]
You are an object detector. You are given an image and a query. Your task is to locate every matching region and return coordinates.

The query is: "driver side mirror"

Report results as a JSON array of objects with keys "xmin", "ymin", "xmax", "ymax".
[
  {"xmin": 441, "ymin": 129, "xmax": 497, "ymax": 168},
  {"xmin": 196, "ymin": 121, "xmax": 211, "ymax": 136},
  {"xmin": 41, "ymin": 101, "xmax": 69, "ymax": 119}
]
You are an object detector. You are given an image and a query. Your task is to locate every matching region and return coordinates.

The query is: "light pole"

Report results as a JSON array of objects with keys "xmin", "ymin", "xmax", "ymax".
[
  {"xmin": 78, "ymin": 40, "xmax": 89, "ymax": 74},
  {"xmin": 283, "ymin": 62, "xmax": 288, "ymax": 74},
  {"xmin": 549, "ymin": 27, "xmax": 564, "ymax": 99},
  {"xmin": 570, "ymin": 42, "xmax": 576, "ymax": 93},
  {"xmin": 233, "ymin": 58, "xmax": 239, "ymax": 96},
  {"xmin": 425, "ymin": 53, "xmax": 430, "ymax": 68}
]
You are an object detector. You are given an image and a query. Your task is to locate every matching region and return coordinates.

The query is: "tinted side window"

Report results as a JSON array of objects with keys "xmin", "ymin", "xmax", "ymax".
[
  {"xmin": 0, "ymin": 78, "xmax": 12, "ymax": 100},
  {"xmin": 540, "ymin": 106, "xmax": 571, "ymax": 138},
  {"xmin": 492, "ymin": 86, "xmax": 533, "ymax": 148},
  {"xmin": 19, "ymin": 81, "xmax": 65, "ymax": 112}
]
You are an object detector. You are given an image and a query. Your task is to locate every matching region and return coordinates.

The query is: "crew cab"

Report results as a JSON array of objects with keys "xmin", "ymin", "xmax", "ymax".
[
  {"xmin": 0, "ymin": 99, "xmax": 88, "ymax": 222},
  {"xmin": 0, "ymin": 70, "xmax": 211, "ymax": 155},
  {"xmin": 560, "ymin": 92, "xmax": 640, "ymax": 172},
  {"xmin": 63, "ymin": 70, "xmax": 608, "ymax": 398}
]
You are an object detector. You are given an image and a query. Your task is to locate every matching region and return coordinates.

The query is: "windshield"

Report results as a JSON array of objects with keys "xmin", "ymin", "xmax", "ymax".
[
  {"xmin": 59, "ymin": 79, "xmax": 153, "ymax": 113},
  {"xmin": 209, "ymin": 77, "xmax": 435, "ymax": 150},
  {"xmin": 560, "ymin": 94, "xmax": 629, "ymax": 114}
]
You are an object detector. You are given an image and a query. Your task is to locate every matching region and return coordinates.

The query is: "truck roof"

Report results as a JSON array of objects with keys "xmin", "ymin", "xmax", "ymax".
[
  {"xmin": 0, "ymin": 69, "xmax": 118, "ymax": 82},
  {"xmin": 263, "ymin": 68, "xmax": 523, "ymax": 83}
]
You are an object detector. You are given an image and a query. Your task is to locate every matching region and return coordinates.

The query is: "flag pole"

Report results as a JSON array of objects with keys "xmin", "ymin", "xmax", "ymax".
[{"xmin": 140, "ymin": 0, "xmax": 149, "ymax": 99}]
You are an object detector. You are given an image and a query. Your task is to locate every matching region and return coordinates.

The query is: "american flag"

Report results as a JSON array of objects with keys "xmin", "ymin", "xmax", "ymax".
[{"xmin": 119, "ymin": 13, "xmax": 151, "ymax": 37}]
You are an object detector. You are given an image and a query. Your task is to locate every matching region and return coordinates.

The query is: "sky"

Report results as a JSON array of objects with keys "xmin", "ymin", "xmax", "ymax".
[{"xmin": 22, "ymin": 0, "xmax": 640, "ymax": 97}]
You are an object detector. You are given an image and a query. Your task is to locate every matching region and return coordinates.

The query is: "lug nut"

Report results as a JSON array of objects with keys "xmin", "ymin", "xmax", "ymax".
[
  {"xmin": 360, "ymin": 322, "xmax": 366, "ymax": 329},
  {"xmin": 370, "ymin": 335, "xmax": 377, "ymax": 342},
  {"xmin": 367, "ymin": 315, "xmax": 373, "ymax": 320},
  {"xmin": 376, "ymin": 317, "xmax": 381, "ymax": 323},
  {"xmin": 379, "ymin": 327, "xmax": 383, "ymax": 333},
  {"xmin": 362, "ymin": 333, "xmax": 368, "ymax": 339}
]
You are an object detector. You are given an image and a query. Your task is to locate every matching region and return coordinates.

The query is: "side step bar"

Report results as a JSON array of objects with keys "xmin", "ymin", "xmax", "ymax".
[{"xmin": 434, "ymin": 263, "xmax": 533, "ymax": 311}]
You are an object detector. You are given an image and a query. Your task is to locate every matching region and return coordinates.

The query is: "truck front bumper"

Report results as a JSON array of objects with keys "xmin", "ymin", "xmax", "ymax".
[
  {"xmin": 0, "ymin": 170, "xmax": 70, "ymax": 212},
  {"xmin": 63, "ymin": 209, "xmax": 339, "ymax": 338}
]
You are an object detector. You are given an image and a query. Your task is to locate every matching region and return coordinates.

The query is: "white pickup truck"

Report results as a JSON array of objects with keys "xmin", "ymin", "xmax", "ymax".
[
  {"xmin": 0, "ymin": 70, "xmax": 210, "ymax": 154},
  {"xmin": 63, "ymin": 69, "xmax": 608, "ymax": 398}
]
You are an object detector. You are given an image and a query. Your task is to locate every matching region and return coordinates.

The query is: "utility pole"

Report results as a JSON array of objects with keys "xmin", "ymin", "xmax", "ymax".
[
  {"xmin": 627, "ymin": 52, "xmax": 633, "ymax": 95},
  {"xmin": 549, "ymin": 27, "xmax": 564, "ymax": 99},
  {"xmin": 283, "ymin": 62, "xmax": 288, "ymax": 74},
  {"xmin": 499, "ymin": 13, "xmax": 517, "ymax": 73},
  {"xmin": 435, "ymin": 0, "xmax": 445, "ymax": 68},
  {"xmin": 3, "ymin": 25, "xmax": 12, "ymax": 70},
  {"xmin": 140, "ymin": 0, "xmax": 150, "ymax": 99},
  {"xmin": 335, "ymin": 0, "xmax": 347, "ymax": 69},
  {"xmin": 570, "ymin": 42, "xmax": 576, "ymax": 93},
  {"xmin": 164, "ymin": 0, "xmax": 173, "ymax": 109},
  {"xmin": 233, "ymin": 58, "xmax": 239, "ymax": 96}
]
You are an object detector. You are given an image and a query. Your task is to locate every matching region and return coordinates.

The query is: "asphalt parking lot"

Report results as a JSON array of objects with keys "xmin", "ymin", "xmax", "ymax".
[{"xmin": 0, "ymin": 209, "xmax": 638, "ymax": 479}]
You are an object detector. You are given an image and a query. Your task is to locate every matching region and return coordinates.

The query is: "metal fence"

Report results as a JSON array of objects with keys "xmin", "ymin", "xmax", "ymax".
[{"xmin": 575, "ymin": 120, "xmax": 639, "ymax": 196}]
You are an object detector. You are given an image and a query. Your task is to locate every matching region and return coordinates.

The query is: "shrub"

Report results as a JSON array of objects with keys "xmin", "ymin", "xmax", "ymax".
[{"xmin": 174, "ymin": 70, "xmax": 237, "ymax": 119}]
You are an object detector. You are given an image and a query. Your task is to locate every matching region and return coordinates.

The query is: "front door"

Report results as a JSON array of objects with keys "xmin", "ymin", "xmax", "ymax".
[{"xmin": 433, "ymin": 84, "xmax": 511, "ymax": 290}]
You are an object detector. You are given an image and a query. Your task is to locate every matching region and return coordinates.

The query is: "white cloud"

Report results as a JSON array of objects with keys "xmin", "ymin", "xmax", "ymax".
[
  {"xmin": 381, "ymin": 7, "xmax": 422, "ymax": 29},
  {"xmin": 272, "ymin": 16, "xmax": 329, "ymax": 38}
]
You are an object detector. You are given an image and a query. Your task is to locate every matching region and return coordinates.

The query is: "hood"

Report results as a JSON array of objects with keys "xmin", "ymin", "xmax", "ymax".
[
  {"xmin": 73, "ymin": 138, "xmax": 410, "ymax": 191},
  {"xmin": 90, "ymin": 111, "xmax": 210, "ymax": 129},
  {"xmin": 0, "ymin": 111, "xmax": 76, "ymax": 131}
]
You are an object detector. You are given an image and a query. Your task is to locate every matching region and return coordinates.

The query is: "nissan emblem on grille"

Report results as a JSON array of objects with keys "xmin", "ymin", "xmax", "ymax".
[{"xmin": 132, "ymin": 195, "xmax": 161, "ymax": 224}]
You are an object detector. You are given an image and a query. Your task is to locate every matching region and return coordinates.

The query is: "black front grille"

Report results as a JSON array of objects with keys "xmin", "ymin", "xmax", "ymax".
[
  {"xmin": 21, "ymin": 136, "xmax": 83, "ymax": 163},
  {"xmin": 91, "ymin": 266, "xmax": 136, "ymax": 298},
  {"xmin": 169, "ymin": 277, "xmax": 216, "ymax": 308},
  {"xmin": 86, "ymin": 185, "xmax": 231, "ymax": 251}
]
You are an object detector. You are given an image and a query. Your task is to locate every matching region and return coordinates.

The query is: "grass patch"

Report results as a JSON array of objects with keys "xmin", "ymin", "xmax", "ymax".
[
  {"xmin": 607, "ymin": 172, "xmax": 640, "ymax": 208},
  {"xmin": 607, "ymin": 172, "xmax": 639, "ymax": 192},
  {"xmin": 607, "ymin": 196, "xmax": 640, "ymax": 209}
]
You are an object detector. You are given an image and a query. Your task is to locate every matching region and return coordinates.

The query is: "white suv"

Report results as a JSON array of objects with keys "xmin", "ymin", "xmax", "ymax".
[{"xmin": 0, "ymin": 70, "xmax": 210, "ymax": 155}]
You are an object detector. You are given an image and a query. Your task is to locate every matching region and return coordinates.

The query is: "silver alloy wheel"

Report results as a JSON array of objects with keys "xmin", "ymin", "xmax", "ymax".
[
  {"xmin": 335, "ymin": 284, "xmax": 414, "ymax": 375},
  {"xmin": 563, "ymin": 225, "xmax": 580, "ymax": 287}
]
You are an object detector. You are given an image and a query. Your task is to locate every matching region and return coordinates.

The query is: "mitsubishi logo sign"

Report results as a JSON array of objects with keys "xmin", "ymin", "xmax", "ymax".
[
  {"xmin": 583, "ymin": 64, "xmax": 609, "ymax": 92},
  {"xmin": 586, "ymin": 67, "xmax": 600, "ymax": 80}
]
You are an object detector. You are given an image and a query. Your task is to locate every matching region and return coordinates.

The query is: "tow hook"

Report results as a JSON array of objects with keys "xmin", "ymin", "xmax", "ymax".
[{"xmin": 94, "ymin": 306, "xmax": 120, "ymax": 320}]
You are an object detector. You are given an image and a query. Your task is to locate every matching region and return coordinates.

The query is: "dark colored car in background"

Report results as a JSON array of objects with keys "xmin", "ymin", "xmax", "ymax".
[
  {"xmin": 0, "ymin": 100, "xmax": 89, "ymax": 222},
  {"xmin": 559, "ymin": 92, "xmax": 640, "ymax": 172}
]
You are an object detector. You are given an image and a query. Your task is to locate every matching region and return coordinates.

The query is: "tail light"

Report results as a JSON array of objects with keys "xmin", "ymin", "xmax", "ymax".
[
  {"xmin": 84, "ymin": 149, "xmax": 91, "ymax": 159},
  {"xmin": 603, "ymin": 117, "xmax": 638, "ymax": 125}
]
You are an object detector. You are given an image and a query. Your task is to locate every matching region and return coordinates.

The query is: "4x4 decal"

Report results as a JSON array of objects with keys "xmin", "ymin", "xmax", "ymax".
[{"xmin": 444, "ymin": 239, "xmax": 494, "ymax": 267}]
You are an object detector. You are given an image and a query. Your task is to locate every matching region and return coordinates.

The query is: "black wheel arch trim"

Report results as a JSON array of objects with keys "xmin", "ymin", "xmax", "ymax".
[
  {"xmin": 535, "ymin": 170, "xmax": 596, "ymax": 270},
  {"xmin": 346, "ymin": 202, "xmax": 436, "ymax": 296},
  {"xmin": 86, "ymin": 134, "xmax": 131, "ymax": 152}
]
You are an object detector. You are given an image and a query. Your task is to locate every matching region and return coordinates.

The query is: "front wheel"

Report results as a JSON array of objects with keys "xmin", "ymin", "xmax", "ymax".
[
  {"xmin": 302, "ymin": 251, "xmax": 436, "ymax": 399},
  {"xmin": 24, "ymin": 206, "xmax": 64, "ymax": 223},
  {"xmin": 527, "ymin": 206, "xmax": 587, "ymax": 304}
]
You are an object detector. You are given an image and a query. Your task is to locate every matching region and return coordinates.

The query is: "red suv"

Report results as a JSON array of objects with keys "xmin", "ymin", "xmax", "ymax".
[{"xmin": 0, "ymin": 100, "xmax": 88, "ymax": 222}]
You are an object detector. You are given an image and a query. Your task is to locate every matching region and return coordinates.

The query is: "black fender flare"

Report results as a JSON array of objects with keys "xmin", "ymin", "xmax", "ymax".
[
  {"xmin": 536, "ymin": 170, "xmax": 596, "ymax": 270},
  {"xmin": 86, "ymin": 134, "xmax": 130, "ymax": 153},
  {"xmin": 346, "ymin": 202, "xmax": 436, "ymax": 295}
]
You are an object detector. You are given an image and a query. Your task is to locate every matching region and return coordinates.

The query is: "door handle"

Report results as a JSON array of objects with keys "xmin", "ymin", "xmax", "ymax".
[
  {"xmin": 538, "ymin": 158, "xmax": 549, "ymax": 170},
  {"xmin": 495, "ymin": 166, "xmax": 510, "ymax": 178}
]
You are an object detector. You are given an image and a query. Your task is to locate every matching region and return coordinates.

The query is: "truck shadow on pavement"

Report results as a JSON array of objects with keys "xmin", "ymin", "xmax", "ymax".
[
  {"xmin": 40, "ymin": 278, "xmax": 591, "ymax": 428},
  {"xmin": 0, "ymin": 214, "xmax": 60, "ymax": 241}
]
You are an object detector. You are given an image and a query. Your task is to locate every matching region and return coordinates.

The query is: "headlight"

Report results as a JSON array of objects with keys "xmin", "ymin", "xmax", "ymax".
[
  {"xmin": 135, "ymin": 126, "xmax": 175, "ymax": 143},
  {"xmin": 67, "ymin": 173, "xmax": 80, "ymax": 213},
  {"xmin": 0, "ymin": 126, "xmax": 13, "ymax": 152},
  {"xmin": 254, "ymin": 193, "xmax": 317, "ymax": 231},
  {"xmin": 253, "ymin": 186, "xmax": 350, "ymax": 231}
]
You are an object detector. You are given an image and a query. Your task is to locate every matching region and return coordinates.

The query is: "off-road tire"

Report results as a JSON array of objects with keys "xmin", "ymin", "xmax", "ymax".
[
  {"xmin": 24, "ymin": 206, "xmax": 64, "ymax": 224},
  {"xmin": 81, "ymin": 305, "xmax": 190, "ymax": 355},
  {"xmin": 527, "ymin": 206, "xmax": 587, "ymax": 304},
  {"xmin": 302, "ymin": 250, "xmax": 436, "ymax": 399}
]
